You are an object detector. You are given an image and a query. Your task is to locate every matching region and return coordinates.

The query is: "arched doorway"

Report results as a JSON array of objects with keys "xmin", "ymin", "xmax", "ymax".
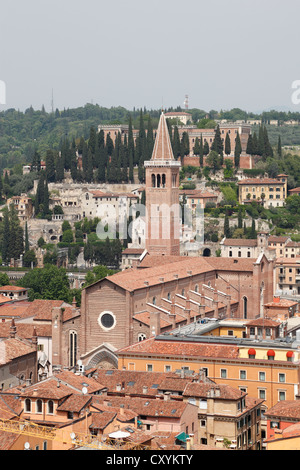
[{"xmin": 203, "ymin": 248, "xmax": 211, "ymax": 257}]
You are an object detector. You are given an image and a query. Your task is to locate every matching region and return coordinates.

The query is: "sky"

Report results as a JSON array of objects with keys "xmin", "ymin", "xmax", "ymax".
[{"xmin": 1, "ymin": 0, "xmax": 300, "ymax": 114}]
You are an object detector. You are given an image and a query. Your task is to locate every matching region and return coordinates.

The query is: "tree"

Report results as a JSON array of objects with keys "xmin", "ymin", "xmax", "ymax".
[
  {"xmin": 45, "ymin": 149, "xmax": 56, "ymax": 182},
  {"xmin": 238, "ymin": 207, "xmax": 243, "ymax": 229},
  {"xmin": 211, "ymin": 125, "xmax": 223, "ymax": 157},
  {"xmin": 203, "ymin": 140, "xmax": 210, "ymax": 156},
  {"xmin": 24, "ymin": 222, "xmax": 29, "ymax": 252},
  {"xmin": 246, "ymin": 134, "xmax": 253, "ymax": 155},
  {"xmin": 199, "ymin": 134, "xmax": 204, "ymax": 166},
  {"xmin": 0, "ymin": 272, "xmax": 10, "ymax": 286},
  {"xmin": 1, "ymin": 210, "xmax": 10, "ymax": 263},
  {"xmin": 193, "ymin": 137, "xmax": 200, "ymax": 156},
  {"xmin": 224, "ymin": 211, "xmax": 230, "ymax": 238},
  {"xmin": 277, "ymin": 135, "xmax": 282, "ymax": 159},
  {"xmin": 250, "ymin": 218, "xmax": 257, "ymax": 239},
  {"xmin": 206, "ymin": 150, "xmax": 222, "ymax": 173},
  {"xmin": 225, "ymin": 133, "xmax": 231, "ymax": 156},
  {"xmin": 234, "ymin": 132, "xmax": 242, "ymax": 168},
  {"xmin": 172, "ymin": 126, "xmax": 181, "ymax": 160},
  {"xmin": 19, "ymin": 265, "xmax": 72, "ymax": 302},
  {"xmin": 23, "ymin": 249, "xmax": 37, "ymax": 268}
]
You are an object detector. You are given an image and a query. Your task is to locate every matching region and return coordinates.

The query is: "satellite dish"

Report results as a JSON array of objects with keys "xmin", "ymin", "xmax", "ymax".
[
  {"xmin": 70, "ymin": 432, "xmax": 76, "ymax": 440},
  {"xmin": 24, "ymin": 442, "xmax": 30, "ymax": 450},
  {"xmin": 82, "ymin": 386, "xmax": 88, "ymax": 395},
  {"xmin": 77, "ymin": 360, "xmax": 82, "ymax": 366}
]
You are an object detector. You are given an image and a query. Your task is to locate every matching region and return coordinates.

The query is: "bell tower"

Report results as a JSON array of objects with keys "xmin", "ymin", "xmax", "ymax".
[{"xmin": 144, "ymin": 111, "xmax": 181, "ymax": 256}]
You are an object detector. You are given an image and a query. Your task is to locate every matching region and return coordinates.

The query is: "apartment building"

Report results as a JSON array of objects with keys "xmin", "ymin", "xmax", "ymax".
[{"xmin": 238, "ymin": 174, "xmax": 288, "ymax": 207}]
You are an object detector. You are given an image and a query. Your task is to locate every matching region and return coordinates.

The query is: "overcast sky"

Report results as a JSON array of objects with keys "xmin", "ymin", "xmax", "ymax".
[{"xmin": 1, "ymin": 0, "xmax": 300, "ymax": 113}]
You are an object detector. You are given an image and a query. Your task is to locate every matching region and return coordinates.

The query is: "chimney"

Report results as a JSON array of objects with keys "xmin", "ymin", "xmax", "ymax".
[
  {"xmin": 10, "ymin": 318, "xmax": 16, "ymax": 338},
  {"xmin": 72, "ymin": 296, "xmax": 77, "ymax": 308},
  {"xmin": 164, "ymin": 392, "xmax": 170, "ymax": 401},
  {"xmin": 32, "ymin": 327, "xmax": 38, "ymax": 347},
  {"xmin": 143, "ymin": 386, "xmax": 148, "ymax": 394},
  {"xmin": 186, "ymin": 437, "xmax": 191, "ymax": 450},
  {"xmin": 116, "ymin": 383, "xmax": 122, "ymax": 392},
  {"xmin": 150, "ymin": 310, "xmax": 161, "ymax": 337},
  {"xmin": 119, "ymin": 404, "xmax": 124, "ymax": 415}
]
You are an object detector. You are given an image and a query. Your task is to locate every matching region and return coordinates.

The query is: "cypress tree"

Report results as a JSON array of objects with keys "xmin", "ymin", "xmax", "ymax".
[
  {"xmin": 35, "ymin": 173, "xmax": 45, "ymax": 215},
  {"xmin": 252, "ymin": 131, "xmax": 258, "ymax": 155},
  {"xmin": 43, "ymin": 177, "xmax": 50, "ymax": 215},
  {"xmin": 278, "ymin": 135, "xmax": 282, "ymax": 159},
  {"xmin": 128, "ymin": 116, "xmax": 135, "ymax": 168},
  {"xmin": 224, "ymin": 211, "xmax": 230, "ymax": 238},
  {"xmin": 238, "ymin": 207, "xmax": 243, "ymax": 229},
  {"xmin": 46, "ymin": 150, "xmax": 56, "ymax": 182},
  {"xmin": 2, "ymin": 210, "xmax": 10, "ymax": 263},
  {"xmin": 193, "ymin": 137, "xmax": 201, "ymax": 155},
  {"xmin": 234, "ymin": 132, "xmax": 242, "ymax": 168},
  {"xmin": 199, "ymin": 134, "xmax": 204, "ymax": 167},
  {"xmin": 246, "ymin": 134, "xmax": 253, "ymax": 155},
  {"xmin": 97, "ymin": 144, "xmax": 106, "ymax": 183},
  {"xmin": 203, "ymin": 141, "xmax": 210, "ymax": 156},
  {"xmin": 225, "ymin": 133, "xmax": 231, "ymax": 156},
  {"xmin": 172, "ymin": 126, "xmax": 181, "ymax": 160},
  {"xmin": 25, "ymin": 221, "xmax": 29, "ymax": 252},
  {"xmin": 211, "ymin": 125, "xmax": 223, "ymax": 156},
  {"xmin": 250, "ymin": 218, "xmax": 257, "ymax": 239}
]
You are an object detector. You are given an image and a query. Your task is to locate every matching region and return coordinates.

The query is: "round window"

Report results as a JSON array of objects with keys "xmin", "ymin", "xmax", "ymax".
[
  {"xmin": 101, "ymin": 313, "xmax": 114, "ymax": 328},
  {"xmin": 98, "ymin": 311, "xmax": 116, "ymax": 331}
]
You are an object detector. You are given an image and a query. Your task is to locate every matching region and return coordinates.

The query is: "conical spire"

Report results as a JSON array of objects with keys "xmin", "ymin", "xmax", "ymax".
[{"xmin": 151, "ymin": 111, "xmax": 174, "ymax": 161}]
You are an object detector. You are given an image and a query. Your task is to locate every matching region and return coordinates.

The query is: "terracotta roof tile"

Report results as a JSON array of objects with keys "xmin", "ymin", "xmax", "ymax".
[
  {"xmin": 265, "ymin": 401, "xmax": 300, "ymax": 420},
  {"xmin": 56, "ymin": 394, "xmax": 91, "ymax": 413},
  {"xmin": 0, "ymin": 338, "xmax": 36, "ymax": 365},
  {"xmin": 117, "ymin": 337, "xmax": 240, "ymax": 360}
]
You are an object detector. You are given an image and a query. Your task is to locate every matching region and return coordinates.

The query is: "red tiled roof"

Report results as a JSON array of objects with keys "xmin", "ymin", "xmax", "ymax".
[
  {"xmin": 222, "ymin": 238, "xmax": 257, "ymax": 247},
  {"xmin": 0, "ymin": 286, "xmax": 27, "ymax": 292},
  {"xmin": 0, "ymin": 338, "xmax": 36, "ymax": 365},
  {"xmin": 238, "ymin": 178, "xmax": 284, "ymax": 185},
  {"xmin": 265, "ymin": 401, "xmax": 300, "ymax": 420},
  {"xmin": 117, "ymin": 337, "xmax": 240, "ymax": 360},
  {"xmin": 56, "ymin": 394, "xmax": 91, "ymax": 413}
]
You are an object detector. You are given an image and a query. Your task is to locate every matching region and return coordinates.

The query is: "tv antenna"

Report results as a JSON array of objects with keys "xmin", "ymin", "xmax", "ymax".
[{"xmin": 184, "ymin": 94, "xmax": 189, "ymax": 110}]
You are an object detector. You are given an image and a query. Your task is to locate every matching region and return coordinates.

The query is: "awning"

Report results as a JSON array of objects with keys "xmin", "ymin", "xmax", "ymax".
[{"xmin": 175, "ymin": 432, "xmax": 188, "ymax": 443}]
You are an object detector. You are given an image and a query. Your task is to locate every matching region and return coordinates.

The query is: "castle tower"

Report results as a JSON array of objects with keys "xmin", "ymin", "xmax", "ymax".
[{"xmin": 144, "ymin": 111, "xmax": 181, "ymax": 256}]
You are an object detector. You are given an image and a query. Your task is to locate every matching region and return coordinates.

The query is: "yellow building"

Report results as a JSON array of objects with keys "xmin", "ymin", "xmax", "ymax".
[
  {"xmin": 238, "ymin": 174, "xmax": 288, "ymax": 208},
  {"xmin": 117, "ymin": 333, "xmax": 300, "ymax": 412}
]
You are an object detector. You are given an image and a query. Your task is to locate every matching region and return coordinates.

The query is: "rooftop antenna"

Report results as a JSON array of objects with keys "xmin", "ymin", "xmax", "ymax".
[
  {"xmin": 51, "ymin": 88, "xmax": 54, "ymax": 114},
  {"xmin": 184, "ymin": 94, "xmax": 189, "ymax": 110}
]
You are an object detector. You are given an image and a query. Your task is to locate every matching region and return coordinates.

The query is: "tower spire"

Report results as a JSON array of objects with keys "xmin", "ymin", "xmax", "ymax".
[{"xmin": 150, "ymin": 111, "xmax": 174, "ymax": 162}]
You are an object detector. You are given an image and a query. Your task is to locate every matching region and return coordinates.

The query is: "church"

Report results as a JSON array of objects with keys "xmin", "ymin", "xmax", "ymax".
[{"xmin": 77, "ymin": 112, "xmax": 274, "ymax": 370}]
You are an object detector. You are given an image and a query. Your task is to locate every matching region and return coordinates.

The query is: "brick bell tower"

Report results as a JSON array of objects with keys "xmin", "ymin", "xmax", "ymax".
[{"xmin": 144, "ymin": 111, "xmax": 181, "ymax": 256}]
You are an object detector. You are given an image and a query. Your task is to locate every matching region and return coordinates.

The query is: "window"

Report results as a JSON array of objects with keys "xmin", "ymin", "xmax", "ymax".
[
  {"xmin": 98, "ymin": 311, "xmax": 116, "ymax": 331},
  {"xmin": 200, "ymin": 399, "xmax": 207, "ymax": 409},
  {"xmin": 220, "ymin": 369, "xmax": 227, "ymax": 379},
  {"xmin": 278, "ymin": 391, "xmax": 285, "ymax": 401},
  {"xmin": 138, "ymin": 333, "xmax": 146, "ymax": 342},
  {"xmin": 164, "ymin": 365, "xmax": 171, "ymax": 372},
  {"xmin": 147, "ymin": 364, "xmax": 153, "ymax": 372},
  {"xmin": 25, "ymin": 398, "xmax": 31, "ymax": 412},
  {"xmin": 259, "ymin": 389, "xmax": 266, "ymax": 399},
  {"xmin": 47, "ymin": 400, "xmax": 54, "ymax": 414},
  {"xmin": 259, "ymin": 371, "xmax": 265, "ymax": 381},
  {"xmin": 240, "ymin": 370, "xmax": 246, "ymax": 380},
  {"xmin": 69, "ymin": 331, "xmax": 77, "ymax": 368},
  {"xmin": 36, "ymin": 399, "xmax": 43, "ymax": 414},
  {"xmin": 279, "ymin": 373, "xmax": 286, "ymax": 383}
]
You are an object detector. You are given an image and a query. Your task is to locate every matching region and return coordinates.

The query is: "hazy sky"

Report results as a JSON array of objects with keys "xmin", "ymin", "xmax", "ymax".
[{"xmin": 1, "ymin": 0, "xmax": 300, "ymax": 113}]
